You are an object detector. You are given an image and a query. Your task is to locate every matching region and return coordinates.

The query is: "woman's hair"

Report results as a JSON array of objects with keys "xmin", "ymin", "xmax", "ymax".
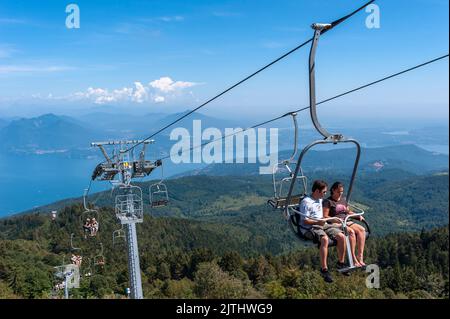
[{"xmin": 330, "ymin": 182, "xmax": 344, "ymax": 194}]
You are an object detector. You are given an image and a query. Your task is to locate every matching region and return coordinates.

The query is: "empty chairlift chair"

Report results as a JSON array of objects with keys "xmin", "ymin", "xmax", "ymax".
[
  {"xmin": 150, "ymin": 182, "xmax": 169, "ymax": 208},
  {"xmin": 149, "ymin": 163, "xmax": 169, "ymax": 208},
  {"xmin": 112, "ymin": 225, "xmax": 126, "ymax": 246},
  {"xmin": 268, "ymin": 112, "xmax": 308, "ymax": 211}
]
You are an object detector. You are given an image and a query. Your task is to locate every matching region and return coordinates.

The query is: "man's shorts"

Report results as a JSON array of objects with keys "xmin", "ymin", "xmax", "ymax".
[{"xmin": 302, "ymin": 224, "xmax": 343, "ymax": 242}]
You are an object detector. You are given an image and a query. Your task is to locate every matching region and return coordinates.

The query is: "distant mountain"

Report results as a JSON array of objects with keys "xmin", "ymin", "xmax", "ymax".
[
  {"xmin": 76, "ymin": 110, "xmax": 247, "ymax": 138},
  {"xmin": 0, "ymin": 114, "xmax": 103, "ymax": 154},
  {"xmin": 77, "ymin": 112, "xmax": 168, "ymax": 137},
  {"xmin": 154, "ymin": 110, "xmax": 247, "ymax": 135},
  {"xmin": 174, "ymin": 144, "xmax": 449, "ymax": 177}
]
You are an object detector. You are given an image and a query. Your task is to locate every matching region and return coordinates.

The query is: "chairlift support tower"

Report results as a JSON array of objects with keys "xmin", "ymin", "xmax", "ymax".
[{"xmin": 91, "ymin": 139, "xmax": 160, "ymax": 299}]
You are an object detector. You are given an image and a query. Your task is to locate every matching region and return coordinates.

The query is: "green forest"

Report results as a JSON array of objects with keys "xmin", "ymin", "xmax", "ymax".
[{"xmin": 0, "ymin": 170, "xmax": 448, "ymax": 299}]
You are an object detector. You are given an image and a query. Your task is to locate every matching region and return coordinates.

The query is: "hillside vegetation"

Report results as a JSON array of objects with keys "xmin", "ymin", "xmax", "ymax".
[
  {"xmin": 0, "ymin": 170, "xmax": 448, "ymax": 299},
  {"xmin": 0, "ymin": 205, "xmax": 448, "ymax": 299}
]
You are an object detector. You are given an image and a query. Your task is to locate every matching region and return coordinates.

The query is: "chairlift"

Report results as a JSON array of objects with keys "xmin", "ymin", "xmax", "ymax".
[
  {"xmin": 93, "ymin": 243, "xmax": 106, "ymax": 269},
  {"xmin": 70, "ymin": 233, "xmax": 83, "ymax": 267},
  {"xmin": 81, "ymin": 189, "xmax": 100, "ymax": 238},
  {"xmin": 70, "ymin": 233, "xmax": 82, "ymax": 253},
  {"xmin": 80, "ymin": 256, "xmax": 93, "ymax": 278},
  {"xmin": 267, "ymin": 112, "xmax": 308, "ymax": 210},
  {"xmin": 149, "ymin": 160, "xmax": 169, "ymax": 208},
  {"xmin": 113, "ymin": 225, "xmax": 127, "ymax": 246},
  {"xmin": 150, "ymin": 183, "xmax": 169, "ymax": 208},
  {"xmin": 280, "ymin": 22, "xmax": 371, "ymax": 273}
]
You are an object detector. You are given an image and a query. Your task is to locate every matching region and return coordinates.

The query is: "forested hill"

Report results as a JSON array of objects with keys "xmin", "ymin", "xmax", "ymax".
[
  {"xmin": 20, "ymin": 169, "xmax": 449, "ymax": 237},
  {"xmin": 0, "ymin": 204, "xmax": 448, "ymax": 299},
  {"xmin": 0, "ymin": 168, "xmax": 448, "ymax": 299},
  {"xmin": 174, "ymin": 144, "xmax": 449, "ymax": 177}
]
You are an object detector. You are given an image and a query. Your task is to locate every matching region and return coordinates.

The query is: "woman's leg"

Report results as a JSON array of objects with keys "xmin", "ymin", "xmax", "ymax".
[
  {"xmin": 347, "ymin": 228, "xmax": 361, "ymax": 267},
  {"xmin": 350, "ymin": 224, "xmax": 366, "ymax": 265}
]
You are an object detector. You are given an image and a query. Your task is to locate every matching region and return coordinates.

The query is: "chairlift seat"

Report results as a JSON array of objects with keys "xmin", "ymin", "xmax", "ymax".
[
  {"xmin": 289, "ymin": 213, "xmax": 338, "ymax": 247},
  {"xmin": 268, "ymin": 194, "xmax": 305, "ymax": 209},
  {"xmin": 150, "ymin": 182, "xmax": 169, "ymax": 209},
  {"xmin": 113, "ymin": 228, "xmax": 126, "ymax": 246},
  {"xmin": 151, "ymin": 199, "xmax": 169, "ymax": 208}
]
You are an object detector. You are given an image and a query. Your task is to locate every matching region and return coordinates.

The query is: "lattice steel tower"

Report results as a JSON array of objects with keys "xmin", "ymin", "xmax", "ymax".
[{"xmin": 91, "ymin": 140, "xmax": 161, "ymax": 299}]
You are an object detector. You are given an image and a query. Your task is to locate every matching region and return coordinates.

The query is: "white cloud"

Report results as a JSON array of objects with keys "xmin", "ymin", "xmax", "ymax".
[
  {"xmin": 70, "ymin": 77, "xmax": 200, "ymax": 105},
  {"xmin": 153, "ymin": 95, "xmax": 165, "ymax": 103},
  {"xmin": 149, "ymin": 76, "xmax": 198, "ymax": 93},
  {"xmin": 131, "ymin": 81, "xmax": 148, "ymax": 103}
]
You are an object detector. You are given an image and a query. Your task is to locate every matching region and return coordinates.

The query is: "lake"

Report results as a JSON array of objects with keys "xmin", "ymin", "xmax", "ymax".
[
  {"xmin": 0, "ymin": 142, "xmax": 448, "ymax": 217},
  {"xmin": 0, "ymin": 154, "xmax": 205, "ymax": 217}
]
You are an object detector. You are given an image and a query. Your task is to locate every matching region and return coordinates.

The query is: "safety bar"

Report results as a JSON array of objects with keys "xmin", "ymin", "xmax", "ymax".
[
  {"xmin": 344, "ymin": 205, "xmax": 365, "ymax": 224},
  {"xmin": 289, "ymin": 207, "xmax": 344, "ymax": 226}
]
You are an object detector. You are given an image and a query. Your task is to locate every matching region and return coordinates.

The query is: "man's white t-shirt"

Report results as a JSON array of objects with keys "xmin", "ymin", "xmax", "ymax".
[{"xmin": 299, "ymin": 195, "xmax": 323, "ymax": 233}]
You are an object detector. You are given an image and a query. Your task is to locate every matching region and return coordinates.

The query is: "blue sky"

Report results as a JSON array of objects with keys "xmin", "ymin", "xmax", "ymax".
[{"xmin": 0, "ymin": 0, "xmax": 448, "ymax": 121}]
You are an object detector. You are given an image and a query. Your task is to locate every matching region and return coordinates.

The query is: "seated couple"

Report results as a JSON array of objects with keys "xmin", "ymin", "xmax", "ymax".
[{"xmin": 298, "ymin": 180, "xmax": 366, "ymax": 283}]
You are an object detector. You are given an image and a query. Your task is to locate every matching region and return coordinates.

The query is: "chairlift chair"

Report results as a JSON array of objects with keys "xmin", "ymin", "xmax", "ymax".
[
  {"xmin": 70, "ymin": 233, "xmax": 82, "ymax": 254},
  {"xmin": 69, "ymin": 233, "xmax": 84, "ymax": 269},
  {"xmin": 80, "ymin": 257, "xmax": 93, "ymax": 278},
  {"xmin": 93, "ymin": 243, "xmax": 106, "ymax": 270},
  {"xmin": 149, "ymin": 161, "xmax": 169, "ymax": 208},
  {"xmin": 113, "ymin": 225, "xmax": 127, "ymax": 246},
  {"xmin": 81, "ymin": 189, "xmax": 100, "ymax": 237},
  {"xmin": 268, "ymin": 113, "xmax": 308, "ymax": 210},
  {"xmin": 280, "ymin": 22, "xmax": 371, "ymax": 273},
  {"xmin": 150, "ymin": 182, "xmax": 169, "ymax": 208}
]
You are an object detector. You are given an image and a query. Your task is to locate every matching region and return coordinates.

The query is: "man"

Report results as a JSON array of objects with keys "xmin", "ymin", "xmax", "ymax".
[{"xmin": 299, "ymin": 180, "xmax": 347, "ymax": 283}]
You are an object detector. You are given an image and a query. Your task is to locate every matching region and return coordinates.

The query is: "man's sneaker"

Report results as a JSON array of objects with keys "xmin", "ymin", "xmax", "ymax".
[
  {"xmin": 320, "ymin": 269, "xmax": 333, "ymax": 283},
  {"xmin": 337, "ymin": 262, "xmax": 350, "ymax": 276}
]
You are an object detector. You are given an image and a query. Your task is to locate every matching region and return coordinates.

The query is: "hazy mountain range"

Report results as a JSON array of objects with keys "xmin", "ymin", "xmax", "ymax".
[
  {"xmin": 0, "ymin": 112, "xmax": 448, "ymax": 157},
  {"xmin": 0, "ymin": 111, "xmax": 247, "ymax": 155}
]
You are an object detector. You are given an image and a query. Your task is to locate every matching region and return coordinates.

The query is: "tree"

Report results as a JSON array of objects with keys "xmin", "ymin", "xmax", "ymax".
[{"xmin": 194, "ymin": 262, "xmax": 249, "ymax": 299}]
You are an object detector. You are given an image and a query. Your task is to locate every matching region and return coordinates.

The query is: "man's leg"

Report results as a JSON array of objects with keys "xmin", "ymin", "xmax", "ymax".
[
  {"xmin": 335, "ymin": 233, "xmax": 346, "ymax": 264},
  {"xmin": 319, "ymin": 235, "xmax": 329, "ymax": 271}
]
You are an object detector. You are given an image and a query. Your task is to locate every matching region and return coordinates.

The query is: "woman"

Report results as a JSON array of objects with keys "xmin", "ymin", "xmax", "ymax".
[{"xmin": 323, "ymin": 182, "xmax": 366, "ymax": 267}]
